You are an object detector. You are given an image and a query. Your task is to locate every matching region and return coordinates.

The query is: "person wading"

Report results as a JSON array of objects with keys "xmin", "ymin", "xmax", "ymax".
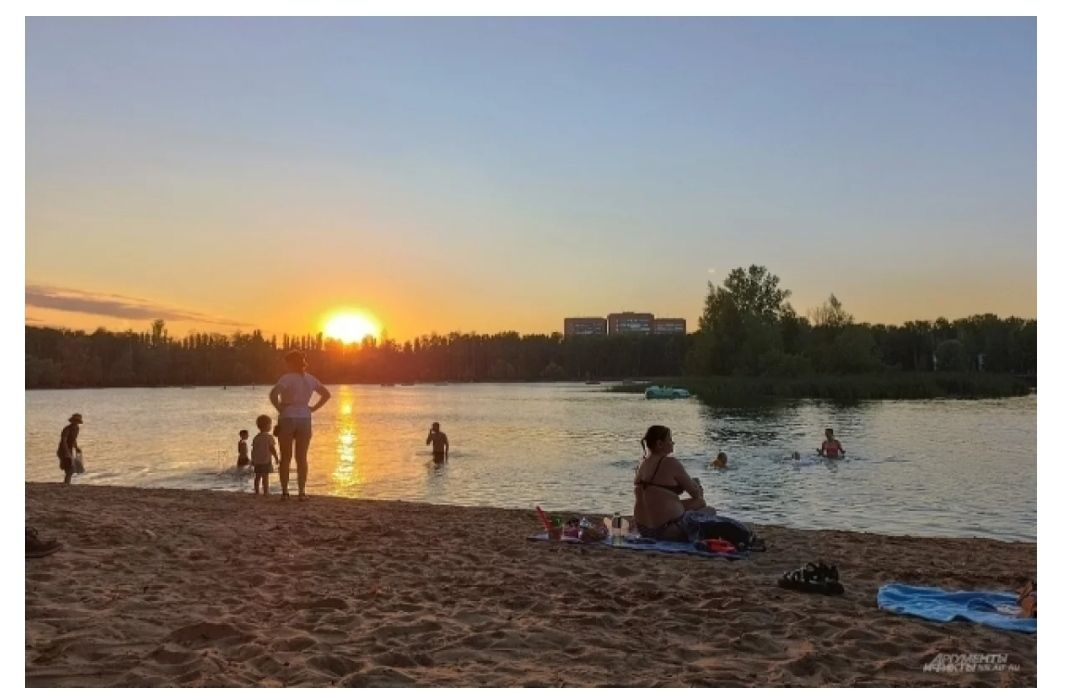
[{"xmin": 56, "ymin": 413, "xmax": 83, "ymax": 485}]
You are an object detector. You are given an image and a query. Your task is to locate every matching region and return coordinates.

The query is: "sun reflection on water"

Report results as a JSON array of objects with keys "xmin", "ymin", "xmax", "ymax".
[{"xmin": 332, "ymin": 387, "xmax": 360, "ymax": 494}]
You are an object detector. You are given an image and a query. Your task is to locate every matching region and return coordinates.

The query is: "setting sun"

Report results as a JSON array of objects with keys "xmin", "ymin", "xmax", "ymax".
[{"xmin": 323, "ymin": 311, "xmax": 381, "ymax": 344}]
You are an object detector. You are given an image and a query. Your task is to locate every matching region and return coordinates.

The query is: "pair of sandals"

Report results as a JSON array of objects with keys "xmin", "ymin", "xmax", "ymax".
[{"xmin": 778, "ymin": 561, "xmax": 845, "ymax": 595}]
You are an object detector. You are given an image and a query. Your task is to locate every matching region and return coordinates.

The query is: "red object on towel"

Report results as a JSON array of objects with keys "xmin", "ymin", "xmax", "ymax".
[
  {"xmin": 535, "ymin": 506, "xmax": 554, "ymax": 533},
  {"xmin": 700, "ymin": 538, "xmax": 738, "ymax": 554}
]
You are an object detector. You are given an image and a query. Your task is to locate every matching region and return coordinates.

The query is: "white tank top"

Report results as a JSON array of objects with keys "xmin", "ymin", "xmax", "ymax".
[{"xmin": 276, "ymin": 372, "xmax": 322, "ymax": 418}]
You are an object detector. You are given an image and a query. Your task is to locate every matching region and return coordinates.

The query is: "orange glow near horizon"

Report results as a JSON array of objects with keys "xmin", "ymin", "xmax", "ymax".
[{"xmin": 323, "ymin": 310, "xmax": 381, "ymax": 344}]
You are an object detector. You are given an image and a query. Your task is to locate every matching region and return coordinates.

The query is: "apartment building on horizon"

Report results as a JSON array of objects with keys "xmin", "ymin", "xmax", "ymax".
[
  {"xmin": 563, "ymin": 312, "xmax": 687, "ymax": 336},
  {"xmin": 563, "ymin": 317, "xmax": 608, "ymax": 336},
  {"xmin": 653, "ymin": 318, "xmax": 688, "ymax": 334},
  {"xmin": 608, "ymin": 312, "xmax": 654, "ymax": 334}
]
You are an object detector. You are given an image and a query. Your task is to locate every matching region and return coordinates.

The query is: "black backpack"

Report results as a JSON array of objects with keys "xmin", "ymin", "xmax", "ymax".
[{"xmin": 687, "ymin": 516, "xmax": 764, "ymax": 551}]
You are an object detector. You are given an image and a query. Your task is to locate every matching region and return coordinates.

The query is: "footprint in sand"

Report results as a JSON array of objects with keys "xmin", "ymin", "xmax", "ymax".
[
  {"xmin": 305, "ymin": 653, "xmax": 359, "ymax": 677},
  {"xmin": 168, "ymin": 622, "xmax": 248, "ymax": 646},
  {"xmin": 341, "ymin": 666, "xmax": 416, "ymax": 686},
  {"xmin": 274, "ymin": 635, "xmax": 317, "ymax": 652},
  {"xmin": 151, "ymin": 646, "xmax": 201, "ymax": 666},
  {"xmin": 452, "ymin": 610, "xmax": 492, "ymax": 627},
  {"xmin": 291, "ymin": 596, "xmax": 349, "ymax": 611},
  {"xmin": 310, "ymin": 627, "xmax": 349, "ymax": 644},
  {"xmin": 371, "ymin": 619, "xmax": 443, "ymax": 640},
  {"xmin": 373, "ymin": 651, "xmax": 422, "ymax": 668}
]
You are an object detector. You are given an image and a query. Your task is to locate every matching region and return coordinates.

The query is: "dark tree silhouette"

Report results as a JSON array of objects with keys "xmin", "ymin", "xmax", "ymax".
[{"xmin": 24, "ymin": 265, "xmax": 1035, "ymax": 389}]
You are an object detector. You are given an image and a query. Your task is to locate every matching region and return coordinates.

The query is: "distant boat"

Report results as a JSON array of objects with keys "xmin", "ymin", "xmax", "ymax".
[{"xmin": 645, "ymin": 385, "xmax": 692, "ymax": 400}]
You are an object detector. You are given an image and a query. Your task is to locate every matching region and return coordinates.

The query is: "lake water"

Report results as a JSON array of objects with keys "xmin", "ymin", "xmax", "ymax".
[{"xmin": 25, "ymin": 384, "xmax": 1036, "ymax": 541}]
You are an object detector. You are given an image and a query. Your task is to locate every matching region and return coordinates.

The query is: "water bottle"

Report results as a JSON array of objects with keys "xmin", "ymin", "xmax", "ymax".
[{"xmin": 612, "ymin": 512, "xmax": 623, "ymax": 545}]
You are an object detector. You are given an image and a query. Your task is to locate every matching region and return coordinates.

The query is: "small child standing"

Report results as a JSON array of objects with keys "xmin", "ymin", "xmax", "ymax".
[
  {"xmin": 237, "ymin": 430, "xmax": 250, "ymax": 468},
  {"xmin": 251, "ymin": 415, "xmax": 279, "ymax": 495}
]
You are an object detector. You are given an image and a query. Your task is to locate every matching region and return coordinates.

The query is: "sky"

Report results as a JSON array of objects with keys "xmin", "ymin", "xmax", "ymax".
[{"xmin": 25, "ymin": 17, "xmax": 1036, "ymax": 340}]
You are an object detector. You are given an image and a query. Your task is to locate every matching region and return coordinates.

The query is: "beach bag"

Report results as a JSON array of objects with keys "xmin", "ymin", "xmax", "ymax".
[
  {"xmin": 72, "ymin": 451, "xmax": 85, "ymax": 474},
  {"xmin": 685, "ymin": 515, "xmax": 759, "ymax": 550},
  {"xmin": 578, "ymin": 518, "xmax": 610, "ymax": 543}
]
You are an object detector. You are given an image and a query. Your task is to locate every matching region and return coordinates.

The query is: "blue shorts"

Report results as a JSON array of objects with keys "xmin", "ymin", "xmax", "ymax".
[{"xmin": 639, "ymin": 510, "xmax": 718, "ymax": 543}]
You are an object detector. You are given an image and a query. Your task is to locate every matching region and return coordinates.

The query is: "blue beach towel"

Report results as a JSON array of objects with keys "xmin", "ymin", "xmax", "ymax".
[
  {"xmin": 527, "ymin": 532, "xmax": 747, "ymax": 560},
  {"xmin": 877, "ymin": 583, "xmax": 1036, "ymax": 634}
]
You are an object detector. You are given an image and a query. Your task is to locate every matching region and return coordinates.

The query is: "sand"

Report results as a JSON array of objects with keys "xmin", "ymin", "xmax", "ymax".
[{"xmin": 25, "ymin": 482, "xmax": 1036, "ymax": 686}]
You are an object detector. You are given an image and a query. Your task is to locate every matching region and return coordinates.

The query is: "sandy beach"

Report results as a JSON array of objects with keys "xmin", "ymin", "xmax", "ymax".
[{"xmin": 25, "ymin": 482, "xmax": 1036, "ymax": 686}]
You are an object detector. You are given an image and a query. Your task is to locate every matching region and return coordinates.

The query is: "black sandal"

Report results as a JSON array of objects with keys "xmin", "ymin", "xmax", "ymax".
[
  {"xmin": 778, "ymin": 562, "xmax": 844, "ymax": 595},
  {"xmin": 26, "ymin": 529, "xmax": 62, "ymax": 559}
]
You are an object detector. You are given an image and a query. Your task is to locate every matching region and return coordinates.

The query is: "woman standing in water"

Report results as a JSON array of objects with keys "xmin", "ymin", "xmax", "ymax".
[{"xmin": 269, "ymin": 351, "xmax": 331, "ymax": 500}]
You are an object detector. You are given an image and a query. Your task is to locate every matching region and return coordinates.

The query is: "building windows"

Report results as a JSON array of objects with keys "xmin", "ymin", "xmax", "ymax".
[
  {"xmin": 564, "ymin": 317, "xmax": 608, "ymax": 336},
  {"xmin": 563, "ymin": 313, "xmax": 686, "ymax": 335}
]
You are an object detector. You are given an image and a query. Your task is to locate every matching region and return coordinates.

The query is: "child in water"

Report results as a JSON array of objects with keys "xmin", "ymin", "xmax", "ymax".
[
  {"xmin": 818, "ymin": 428, "xmax": 845, "ymax": 459},
  {"xmin": 237, "ymin": 430, "xmax": 250, "ymax": 468},
  {"xmin": 712, "ymin": 451, "xmax": 728, "ymax": 469},
  {"xmin": 251, "ymin": 415, "xmax": 279, "ymax": 495}
]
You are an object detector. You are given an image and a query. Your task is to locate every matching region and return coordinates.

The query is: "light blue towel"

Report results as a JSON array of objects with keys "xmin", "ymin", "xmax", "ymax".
[
  {"xmin": 527, "ymin": 532, "xmax": 746, "ymax": 559},
  {"xmin": 877, "ymin": 583, "xmax": 1036, "ymax": 634}
]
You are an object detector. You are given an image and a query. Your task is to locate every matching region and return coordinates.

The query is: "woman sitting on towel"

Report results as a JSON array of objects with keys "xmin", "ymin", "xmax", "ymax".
[{"xmin": 633, "ymin": 425, "xmax": 710, "ymax": 541}]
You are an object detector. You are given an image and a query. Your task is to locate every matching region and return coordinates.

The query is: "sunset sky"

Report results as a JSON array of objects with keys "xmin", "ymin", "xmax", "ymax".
[{"xmin": 25, "ymin": 17, "xmax": 1036, "ymax": 341}]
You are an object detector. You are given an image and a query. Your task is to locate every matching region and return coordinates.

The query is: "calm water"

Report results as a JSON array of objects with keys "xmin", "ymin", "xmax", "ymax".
[{"xmin": 25, "ymin": 384, "xmax": 1036, "ymax": 541}]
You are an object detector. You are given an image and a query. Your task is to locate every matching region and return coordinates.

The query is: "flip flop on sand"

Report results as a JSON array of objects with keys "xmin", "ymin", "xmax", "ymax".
[{"xmin": 778, "ymin": 562, "xmax": 844, "ymax": 595}]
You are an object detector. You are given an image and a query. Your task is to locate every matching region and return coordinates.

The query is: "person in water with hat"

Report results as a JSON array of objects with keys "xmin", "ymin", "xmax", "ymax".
[{"xmin": 57, "ymin": 413, "xmax": 83, "ymax": 485}]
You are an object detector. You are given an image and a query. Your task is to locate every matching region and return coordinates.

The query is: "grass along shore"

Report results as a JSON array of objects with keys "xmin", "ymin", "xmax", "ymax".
[{"xmin": 610, "ymin": 373, "xmax": 1034, "ymax": 405}]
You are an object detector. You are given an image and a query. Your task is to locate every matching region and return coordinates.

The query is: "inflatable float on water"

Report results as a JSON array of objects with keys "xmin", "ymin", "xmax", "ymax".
[{"xmin": 645, "ymin": 385, "xmax": 692, "ymax": 400}]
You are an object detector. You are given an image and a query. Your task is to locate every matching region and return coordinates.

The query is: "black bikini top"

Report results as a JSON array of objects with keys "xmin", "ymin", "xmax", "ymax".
[{"xmin": 635, "ymin": 455, "xmax": 683, "ymax": 495}]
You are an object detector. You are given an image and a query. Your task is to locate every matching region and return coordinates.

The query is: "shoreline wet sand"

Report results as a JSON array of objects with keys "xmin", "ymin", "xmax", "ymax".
[{"xmin": 25, "ymin": 482, "xmax": 1036, "ymax": 686}]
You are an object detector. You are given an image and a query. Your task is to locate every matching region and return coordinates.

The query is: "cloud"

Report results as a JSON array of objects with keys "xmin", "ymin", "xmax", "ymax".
[{"xmin": 25, "ymin": 285, "xmax": 248, "ymax": 328}]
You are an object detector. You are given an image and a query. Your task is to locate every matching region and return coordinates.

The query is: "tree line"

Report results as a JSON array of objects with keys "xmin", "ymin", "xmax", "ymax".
[
  {"xmin": 25, "ymin": 265, "xmax": 1035, "ymax": 389},
  {"xmin": 687, "ymin": 265, "xmax": 1035, "ymax": 378}
]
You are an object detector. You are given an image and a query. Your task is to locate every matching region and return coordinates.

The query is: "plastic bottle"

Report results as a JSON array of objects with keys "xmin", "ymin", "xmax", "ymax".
[{"xmin": 612, "ymin": 512, "xmax": 623, "ymax": 544}]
